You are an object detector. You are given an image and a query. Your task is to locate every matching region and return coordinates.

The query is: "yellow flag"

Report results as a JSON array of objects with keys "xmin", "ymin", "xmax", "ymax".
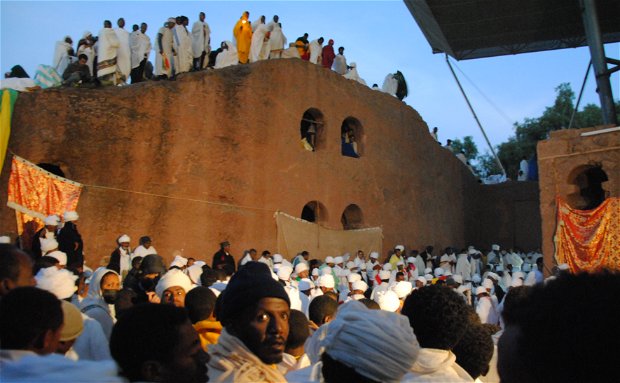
[{"xmin": 0, "ymin": 89, "xmax": 18, "ymax": 175}]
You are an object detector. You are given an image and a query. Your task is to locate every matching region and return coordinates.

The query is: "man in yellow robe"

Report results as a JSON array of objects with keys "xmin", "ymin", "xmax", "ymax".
[{"xmin": 233, "ymin": 11, "xmax": 252, "ymax": 64}]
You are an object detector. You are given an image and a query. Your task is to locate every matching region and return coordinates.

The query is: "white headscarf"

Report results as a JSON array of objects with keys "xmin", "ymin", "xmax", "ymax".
[
  {"xmin": 36, "ymin": 266, "xmax": 78, "ymax": 299},
  {"xmin": 155, "ymin": 269, "xmax": 193, "ymax": 298},
  {"xmin": 321, "ymin": 301, "xmax": 419, "ymax": 382}
]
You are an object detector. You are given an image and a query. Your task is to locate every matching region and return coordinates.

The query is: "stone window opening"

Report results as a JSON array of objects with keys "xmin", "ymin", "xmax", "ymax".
[
  {"xmin": 341, "ymin": 117, "xmax": 363, "ymax": 158},
  {"xmin": 341, "ymin": 204, "xmax": 364, "ymax": 230},
  {"xmin": 37, "ymin": 163, "xmax": 65, "ymax": 178},
  {"xmin": 300, "ymin": 108, "xmax": 324, "ymax": 152},
  {"xmin": 566, "ymin": 164, "xmax": 608, "ymax": 210},
  {"xmin": 301, "ymin": 201, "xmax": 328, "ymax": 223}
]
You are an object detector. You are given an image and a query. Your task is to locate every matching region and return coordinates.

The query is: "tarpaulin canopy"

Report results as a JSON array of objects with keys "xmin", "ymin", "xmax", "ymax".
[{"xmin": 404, "ymin": 0, "xmax": 620, "ymax": 60}]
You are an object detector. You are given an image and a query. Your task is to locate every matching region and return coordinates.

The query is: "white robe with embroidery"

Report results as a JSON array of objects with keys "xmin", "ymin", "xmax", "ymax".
[
  {"xmin": 96, "ymin": 28, "xmax": 120, "ymax": 78},
  {"xmin": 114, "ymin": 28, "xmax": 131, "ymax": 81}
]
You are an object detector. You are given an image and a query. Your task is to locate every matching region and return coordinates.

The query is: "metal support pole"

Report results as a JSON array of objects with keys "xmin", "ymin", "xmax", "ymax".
[
  {"xmin": 568, "ymin": 61, "xmax": 592, "ymax": 129},
  {"xmin": 445, "ymin": 54, "xmax": 506, "ymax": 177},
  {"xmin": 580, "ymin": 0, "xmax": 618, "ymax": 125}
]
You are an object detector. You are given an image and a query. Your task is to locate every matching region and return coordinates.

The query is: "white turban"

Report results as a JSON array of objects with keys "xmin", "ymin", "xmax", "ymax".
[
  {"xmin": 513, "ymin": 271, "xmax": 525, "ymax": 280},
  {"xmin": 325, "ymin": 256, "xmax": 334, "ymax": 264},
  {"xmin": 321, "ymin": 266, "xmax": 332, "ymax": 276},
  {"xmin": 186, "ymin": 264, "xmax": 203, "ymax": 285},
  {"xmin": 36, "ymin": 267, "xmax": 77, "ymax": 299},
  {"xmin": 487, "ymin": 272, "xmax": 500, "ymax": 281},
  {"xmin": 47, "ymin": 250, "xmax": 67, "ymax": 266},
  {"xmin": 321, "ymin": 301, "xmax": 419, "ymax": 382},
  {"xmin": 482, "ymin": 278, "xmax": 494, "ymax": 290},
  {"xmin": 318, "ymin": 274, "xmax": 335, "ymax": 288},
  {"xmin": 359, "ymin": 263, "xmax": 367, "ymax": 270},
  {"xmin": 155, "ymin": 269, "xmax": 193, "ymax": 298},
  {"xmin": 40, "ymin": 238, "xmax": 59, "ymax": 254},
  {"xmin": 44, "ymin": 215, "xmax": 60, "ymax": 226},
  {"xmin": 406, "ymin": 257, "xmax": 415, "ymax": 264},
  {"xmin": 312, "ymin": 268, "xmax": 319, "ymax": 276},
  {"xmin": 351, "ymin": 280, "xmax": 368, "ymax": 292},
  {"xmin": 347, "ymin": 273, "xmax": 362, "ymax": 283},
  {"xmin": 452, "ymin": 274, "xmax": 463, "ymax": 284},
  {"xmin": 298, "ymin": 278, "xmax": 314, "ymax": 291},
  {"xmin": 472, "ymin": 274, "xmax": 482, "ymax": 284},
  {"xmin": 273, "ymin": 254, "xmax": 283, "ymax": 263},
  {"xmin": 64, "ymin": 211, "xmax": 79, "ymax": 222},
  {"xmin": 395, "ymin": 245, "xmax": 404, "ymax": 252},
  {"xmin": 510, "ymin": 277, "xmax": 523, "ymax": 288},
  {"xmin": 379, "ymin": 270, "xmax": 391, "ymax": 280},
  {"xmin": 0, "ymin": 236, "xmax": 10, "ymax": 244},
  {"xmin": 392, "ymin": 281, "xmax": 413, "ymax": 299},
  {"xmin": 376, "ymin": 290, "xmax": 400, "ymax": 312},
  {"xmin": 424, "ymin": 267, "xmax": 432, "ymax": 274},
  {"xmin": 346, "ymin": 261, "xmax": 356, "ymax": 270},
  {"xmin": 277, "ymin": 265, "xmax": 293, "ymax": 281},
  {"xmin": 294, "ymin": 263, "xmax": 309, "ymax": 274},
  {"xmin": 369, "ymin": 251, "xmax": 379, "ymax": 259},
  {"xmin": 468, "ymin": 248, "xmax": 477, "ymax": 255},
  {"xmin": 457, "ymin": 284, "xmax": 471, "ymax": 294},
  {"xmin": 416, "ymin": 276, "xmax": 427, "ymax": 285},
  {"xmin": 475, "ymin": 286, "xmax": 488, "ymax": 295},
  {"xmin": 82, "ymin": 30, "xmax": 92, "ymax": 39},
  {"xmin": 334, "ymin": 256, "xmax": 343, "ymax": 264},
  {"xmin": 424, "ymin": 273, "xmax": 434, "ymax": 281},
  {"xmin": 118, "ymin": 234, "xmax": 130, "ymax": 244},
  {"xmin": 383, "ymin": 263, "xmax": 392, "ymax": 271},
  {"xmin": 492, "ymin": 244, "xmax": 500, "ymax": 251},
  {"xmin": 170, "ymin": 255, "xmax": 188, "ymax": 269},
  {"xmin": 434, "ymin": 267, "xmax": 444, "ymax": 276}
]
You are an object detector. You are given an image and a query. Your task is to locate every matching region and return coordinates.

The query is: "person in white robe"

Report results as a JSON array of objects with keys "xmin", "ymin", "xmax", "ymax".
[
  {"xmin": 214, "ymin": 41, "xmax": 239, "ymax": 69},
  {"xmin": 267, "ymin": 17, "xmax": 286, "ymax": 58},
  {"xmin": 96, "ymin": 20, "xmax": 121, "ymax": 84},
  {"xmin": 249, "ymin": 21, "xmax": 270, "ymax": 62},
  {"xmin": 191, "ymin": 12, "xmax": 211, "ymax": 70},
  {"xmin": 475, "ymin": 287, "xmax": 499, "ymax": 325},
  {"xmin": 281, "ymin": 43, "xmax": 301, "ymax": 59},
  {"xmin": 251, "ymin": 15, "xmax": 266, "ymax": 32},
  {"xmin": 308, "ymin": 38, "xmax": 324, "ymax": 64},
  {"xmin": 129, "ymin": 23, "xmax": 151, "ymax": 83},
  {"xmin": 344, "ymin": 62, "xmax": 366, "ymax": 85},
  {"xmin": 332, "ymin": 46, "xmax": 347, "ymax": 74},
  {"xmin": 455, "ymin": 251, "xmax": 472, "ymax": 281},
  {"xmin": 173, "ymin": 17, "xmax": 193, "ymax": 74},
  {"xmin": 155, "ymin": 19, "xmax": 174, "ymax": 78},
  {"xmin": 518, "ymin": 156, "xmax": 529, "ymax": 181},
  {"xmin": 114, "ymin": 18, "xmax": 131, "ymax": 83},
  {"xmin": 53, "ymin": 36, "xmax": 74, "ymax": 76},
  {"xmin": 382, "ymin": 73, "xmax": 398, "ymax": 96}
]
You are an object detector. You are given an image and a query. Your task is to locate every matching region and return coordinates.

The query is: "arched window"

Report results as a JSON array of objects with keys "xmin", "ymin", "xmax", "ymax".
[
  {"xmin": 341, "ymin": 117, "xmax": 363, "ymax": 158},
  {"xmin": 341, "ymin": 204, "xmax": 364, "ymax": 230},
  {"xmin": 566, "ymin": 164, "xmax": 608, "ymax": 210},
  {"xmin": 300, "ymin": 108, "xmax": 325, "ymax": 152},
  {"xmin": 37, "ymin": 163, "xmax": 65, "ymax": 177},
  {"xmin": 301, "ymin": 201, "xmax": 328, "ymax": 223}
]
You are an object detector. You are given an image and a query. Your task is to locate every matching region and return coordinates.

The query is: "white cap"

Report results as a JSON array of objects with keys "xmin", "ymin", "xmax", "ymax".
[
  {"xmin": 334, "ymin": 256, "xmax": 344, "ymax": 264},
  {"xmin": 155, "ymin": 269, "xmax": 193, "ymax": 298},
  {"xmin": 468, "ymin": 248, "xmax": 477, "ymax": 255},
  {"xmin": 434, "ymin": 267, "xmax": 444, "ymax": 276},
  {"xmin": 475, "ymin": 286, "xmax": 488, "ymax": 295},
  {"xmin": 44, "ymin": 215, "xmax": 60, "ymax": 226},
  {"xmin": 424, "ymin": 274, "xmax": 434, "ymax": 281},
  {"xmin": 0, "ymin": 236, "xmax": 10, "ymax": 244},
  {"xmin": 383, "ymin": 263, "xmax": 392, "ymax": 271},
  {"xmin": 295, "ymin": 263, "xmax": 309, "ymax": 274},
  {"xmin": 395, "ymin": 245, "xmax": 404, "ymax": 252},
  {"xmin": 452, "ymin": 274, "xmax": 463, "ymax": 284},
  {"xmin": 348, "ymin": 273, "xmax": 362, "ymax": 283},
  {"xmin": 369, "ymin": 251, "xmax": 379, "ymax": 259},
  {"xmin": 487, "ymin": 272, "xmax": 500, "ymax": 281},
  {"xmin": 318, "ymin": 274, "xmax": 335, "ymax": 288},
  {"xmin": 64, "ymin": 211, "xmax": 79, "ymax": 222},
  {"xmin": 351, "ymin": 280, "xmax": 368, "ymax": 292},
  {"xmin": 379, "ymin": 270, "xmax": 391, "ymax": 280},
  {"xmin": 298, "ymin": 278, "xmax": 314, "ymax": 291},
  {"xmin": 312, "ymin": 268, "xmax": 319, "ymax": 276},
  {"xmin": 415, "ymin": 276, "xmax": 427, "ymax": 285},
  {"xmin": 277, "ymin": 265, "xmax": 293, "ymax": 281},
  {"xmin": 325, "ymin": 256, "xmax": 335, "ymax": 264},
  {"xmin": 375, "ymin": 290, "xmax": 400, "ymax": 312},
  {"xmin": 40, "ymin": 238, "xmax": 59, "ymax": 254},
  {"xmin": 406, "ymin": 257, "xmax": 415, "ymax": 264},
  {"xmin": 321, "ymin": 266, "xmax": 332, "ymax": 275},
  {"xmin": 118, "ymin": 234, "xmax": 130, "ymax": 243},
  {"xmin": 47, "ymin": 250, "xmax": 67, "ymax": 266},
  {"xmin": 492, "ymin": 244, "xmax": 500, "ymax": 251},
  {"xmin": 273, "ymin": 254, "xmax": 283, "ymax": 263},
  {"xmin": 472, "ymin": 274, "xmax": 482, "ymax": 284},
  {"xmin": 392, "ymin": 281, "xmax": 413, "ymax": 299}
]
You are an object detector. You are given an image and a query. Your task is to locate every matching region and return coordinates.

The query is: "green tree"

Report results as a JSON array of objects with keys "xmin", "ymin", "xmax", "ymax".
[{"xmin": 450, "ymin": 136, "xmax": 478, "ymax": 161}]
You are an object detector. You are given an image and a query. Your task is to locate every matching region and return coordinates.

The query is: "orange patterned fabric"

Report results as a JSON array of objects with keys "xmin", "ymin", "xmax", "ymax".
[
  {"xmin": 555, "ymin": 196, "xmax": 620, "ymax": 272},
  {"xmin": 7, "ymin": 155, "xmax": 82, "ymax": 234}
]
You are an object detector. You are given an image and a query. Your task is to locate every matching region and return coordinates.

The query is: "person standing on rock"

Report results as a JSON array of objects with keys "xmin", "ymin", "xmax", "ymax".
[
  {"xmin": 155, "ymin": 19, "xmax": 175, "ymax": 79},
  {"xmin": 96, "ymin": 20, "xmax": 121, "ymax": 85},
  {"xmin": 192, "ymin": 12, "xmax": 211, "ymax": 70},
  {"xmin": 233, "ymin": 11, "xmax": 253, "ymax": 64},
  {"xmin": 114, "ymin": 18, "xmax": 131, "ymax": 84},
  {"xmin": 333, "ymin": 46, "xmax": 347, "ymax": 74},
  {"xmin": 173, "ymin": 16, "xmax": 193, "ymax": 74}
]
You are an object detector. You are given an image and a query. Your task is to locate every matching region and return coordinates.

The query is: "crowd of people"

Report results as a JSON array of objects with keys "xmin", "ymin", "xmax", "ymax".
[{"xmin": 2, "ymin": 210, "xmax": 618, "ymax": 382}]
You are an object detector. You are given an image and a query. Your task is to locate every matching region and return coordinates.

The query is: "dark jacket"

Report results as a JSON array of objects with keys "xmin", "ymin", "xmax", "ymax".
[
  {"xmin": 57, "ymin": 222, "xmax": 83, "ymax": 269},
  {"xmin": 212, "ymin": 249, "xmax": 236, "ymax": 275}
]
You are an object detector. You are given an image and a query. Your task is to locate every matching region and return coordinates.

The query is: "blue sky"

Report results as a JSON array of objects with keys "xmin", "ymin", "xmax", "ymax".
[{"xmin": 1, "ymin": 1, "xmax": 618, "ymax": 155}]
